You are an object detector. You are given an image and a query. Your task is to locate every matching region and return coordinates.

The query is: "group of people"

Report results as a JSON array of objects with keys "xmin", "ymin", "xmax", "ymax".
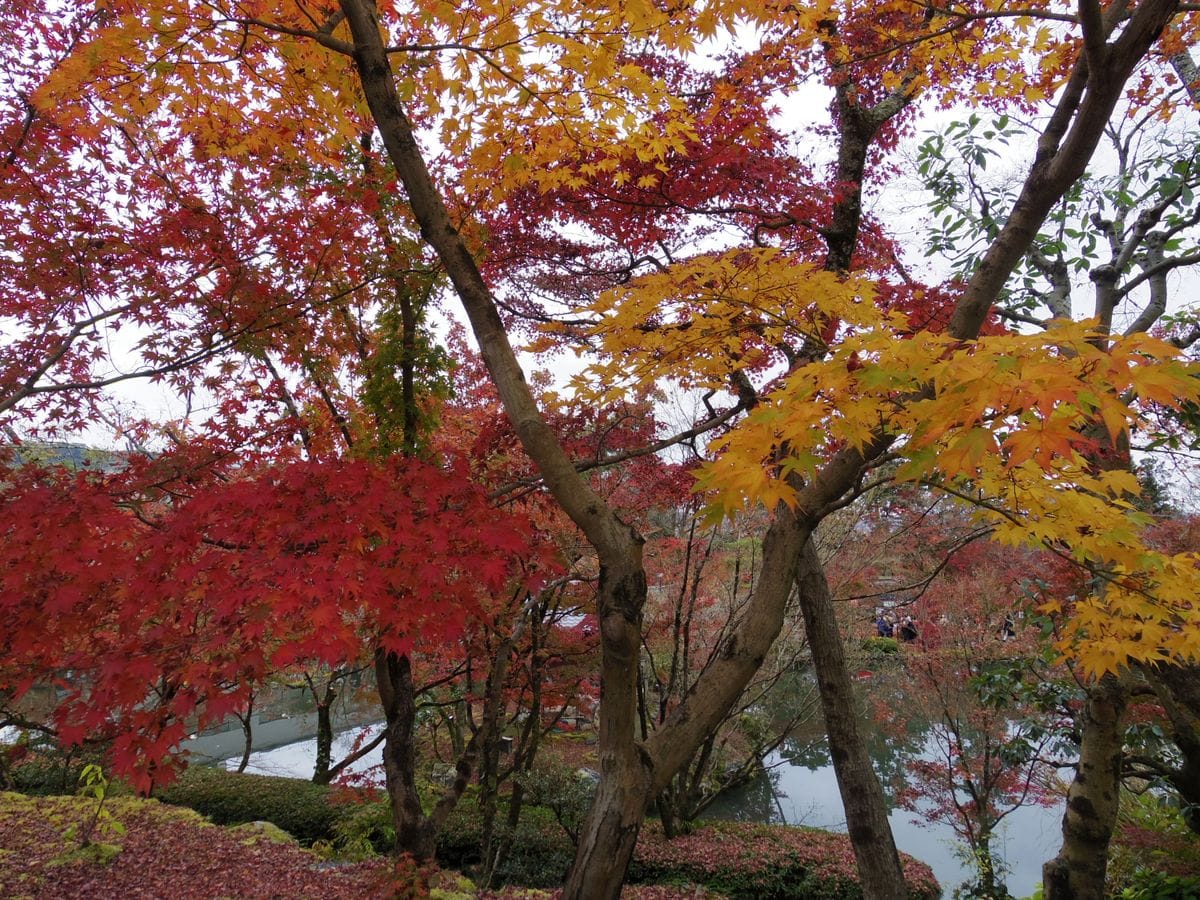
[
  {"xmin": 872, "ymin": 604, "xmax": 1018, "ymax": 647},
  {"xmin": 875, "ymin": 610, "xmax": 918, "ymax": 643}
]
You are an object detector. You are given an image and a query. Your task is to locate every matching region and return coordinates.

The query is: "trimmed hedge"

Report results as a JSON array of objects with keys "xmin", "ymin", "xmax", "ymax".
[
  {"xmin": 152, "ymin": 768, "xmax": 571, "ymax": 885},
  {"xmin": 630, "ymin": 820, "xmax": 940, "ymax": 900},
  {"xmin": 9, "ymin": 748, "xmax": 111, "ymax": 797},
  {"xmin": 140, "ymin": 768, "xmax": 941, "ymax": 899},
  {"xmin": 155, "ymin": 767, "xmax": 343, "ymax": 845}
]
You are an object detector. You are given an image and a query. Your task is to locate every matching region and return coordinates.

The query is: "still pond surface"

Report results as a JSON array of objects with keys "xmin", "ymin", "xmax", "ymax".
[
  {"xmin": 704, "ymin": 737, "xmax": 1064, "ymax": 899},
  {"xmin": 225, "ymin": 720, "xmax": 1064, "ymax": 899}
]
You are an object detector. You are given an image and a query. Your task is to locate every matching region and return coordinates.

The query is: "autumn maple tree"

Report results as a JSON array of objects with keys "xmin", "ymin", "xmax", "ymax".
[
  {"xmin": 2, "ymin": 0, "xmax": 549, "ymax": 863},
  {"xmin": 876, "ymin": 536, "xmax": 1065, "ymax": 898},
  {"xmin": 5, "ymin": 1, "xmax": 1200, "ymax": 899}
]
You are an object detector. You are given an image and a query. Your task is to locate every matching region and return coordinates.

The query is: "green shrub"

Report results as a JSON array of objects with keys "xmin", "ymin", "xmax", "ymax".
[
  {"xmin": 488, "ymin": 807, "xmax": 574, "ymax": 888},
  {"xmin": 1118, "ymin": 870, "xmax": 1200, "ymax": 900},
  {"xmin": 156, "ymin": 767, "xmax": 341, "ymax": 845},
  {"xmin": 10, "ymin": 742, "xmax": 111, "ymax": 797},
  {"xmin": 433, "ymin": 794, "xmax": 484, "ymax": 867},
  {"xmin": 152, "ymin": 766, "xmax": 573, "ymax": 881},
  {"xmin": 329, "ymin": 796, "xmax": 395, "ymax": 857},
  {"xmin": 861, "ymin": 637, "xmax": 900, "ymax": 655},
  {"xmin": 516, "ymin": 759, "xmax": 595, "ymax": 844},
  {"xmin": 435, "ymin": 795, "xmax": 573, "ymax": 887},
  {"xmin": 1109, "ymin": 791, "xmax": 1200, "ymax": 893}
]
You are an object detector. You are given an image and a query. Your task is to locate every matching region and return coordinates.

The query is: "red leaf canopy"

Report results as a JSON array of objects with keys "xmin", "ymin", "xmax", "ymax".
[{"xmin": 0, "ymin": 455, "xmax": 534, "ymax": 790}]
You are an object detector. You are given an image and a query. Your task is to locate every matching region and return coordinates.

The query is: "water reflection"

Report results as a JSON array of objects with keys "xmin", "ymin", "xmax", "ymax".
[{"xmin": 704, "ymin": 673, "xmax": 1064, "ymax": 899}]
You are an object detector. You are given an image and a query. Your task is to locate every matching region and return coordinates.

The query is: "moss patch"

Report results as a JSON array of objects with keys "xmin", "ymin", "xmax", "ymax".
[{"xmin": 230, "ymin": 820, "xmax": 299, "ymax": 846}]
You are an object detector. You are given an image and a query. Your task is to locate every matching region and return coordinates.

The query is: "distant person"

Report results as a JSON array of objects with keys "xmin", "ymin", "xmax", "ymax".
[
  {"xmin": 1001, "ymin": 615, "xmax": 1016, "ymax": 641},
  {"xmin": 876, "ymin": 613, "xmax": 893, "ymax": 638},
  {"xmin": 898, "ymin": 616, "xmax": 918, "ymax": 643}
]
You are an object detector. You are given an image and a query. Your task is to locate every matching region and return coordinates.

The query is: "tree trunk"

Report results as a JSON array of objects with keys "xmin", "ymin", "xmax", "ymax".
[
  {"xmin": 235, "ymin": 695, "xmax": 254, "ymax": 774},
  {"xmin": 376, "ymin": 649, "xmax": 437, "ymax": 860},
  {"xmin": 479, "ymin": 626, "xmax": 506, "ymax": 880},
  {"xmin": 313, "ymin": 683, "xmax": 336, "ymax": 784},
  {"xmin": 561, "ymin": 563, "xmax": 652, "ymax": 900},
  {"xmin": 975, "ymin": 831, "xmax": 1005, "ymax": 898},
  {"xmin": 494, "ymin": 611, "xmax": 548, "ymax": 883},
  {"xmin": 795, "ymin": 537, "xmax": 908, "ymax": 899},
  {"xmin": 1043, "ymin": 673, "xmax": 1126, "ymax": 900}
]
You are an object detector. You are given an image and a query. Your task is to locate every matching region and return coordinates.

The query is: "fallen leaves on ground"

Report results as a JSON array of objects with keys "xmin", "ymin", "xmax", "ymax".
[{"xmin": 0, "ymin": 791, "xmax": 388, "ymax": 899}]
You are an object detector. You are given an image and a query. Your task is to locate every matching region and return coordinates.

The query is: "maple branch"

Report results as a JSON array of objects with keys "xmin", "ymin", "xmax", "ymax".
[
  {"xmin": 323, "ymin": 730, "xmax": 386, "ymax": 782},
  {"xmin": 2, "ymin": 271, "xmax": 377, "ymax": 418},
  {"xmin": 414, "ymin": 663, "xmax": 473, "ymax": 701},
  {"xmin": 219, "ymin": 14, "xmax": 354, "ymax": 55},
  {"xmin": 2, "ymin": 93, "xmax": 37, "ymax": 169},
  {"xmin": 427, "ymin": 588, "xmax": 539, "ymax": 833},
  {"xmin": 0, "ymin": 713, "xmax": 57, "ymax": 738},
  {"xmin": 0, "ymin": 305, "xmax": 128, "ymax": 416},
  {"xmin": 916, "ymin": 4, "xmax": 1081, "ymax": 25},
  {"xmin": 488, "ymin": 399, "xmax": 745, "ymax": 501},
  {"xmin": 15, "ymin": 329, "xmax": 259, "ymax": 397},
  {"xmin": 931, "ymin": 479, "xmax": 1187, "ymax": 613},
  {"xmin": 820, "ymin": 5, "xmax": 1072, "ymax": 75},
  {"xmin": 383, "ymin": 38, "xmax": 527, "ymax": 55},
  {"xmin": 259, "ymin": 354, "xmax": 313, "ymax": 455},
  {"xmin": 2, "ymin": 6, "xmax": 108, "ymax": 168},
  {"xmin": 839, "ymin": 525, "xmax": 996, "ymax": 605},
  {"xmin": 575, "ymin": 179, "xmax": 828, "ymax": 244}
]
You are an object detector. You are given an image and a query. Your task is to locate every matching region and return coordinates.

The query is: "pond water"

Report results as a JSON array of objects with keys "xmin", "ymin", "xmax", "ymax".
[
  {"xmin": 214, "ymin": 671, "xmax": 1066, "ymax": 899},
  {"xmin": 704, "ymin": 739, "xmax": 1065, "ymax": 899},
  {"xmin": 228, "ymin": 721, "xmax": 1064, "ymax": 898},
  {"xmin": 218, "ymin": 722, "xmax": 386, "ymax": 783}
]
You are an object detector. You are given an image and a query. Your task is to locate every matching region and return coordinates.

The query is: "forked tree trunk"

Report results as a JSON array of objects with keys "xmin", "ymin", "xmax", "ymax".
[
  {"xmin": 373, "ymin": 598, "xmax": 532, "ymax": 864},
  {"xmin": 1043, "ymin": 673, "xmax": 1126, "ymax": 899},
  {"xmin": 795, "ymin": 537, "xmax": 907, "ymax": 899}
]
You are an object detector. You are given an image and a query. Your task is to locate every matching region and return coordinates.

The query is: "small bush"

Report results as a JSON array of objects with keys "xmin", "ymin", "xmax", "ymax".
[
  {"xmin": 1109, "ymin": 791, "xmax": 1200, "ymax": 896},
  {"xmin": 156, "ymin": 767, "xmax": 341, "ymax": 844},
  {"xmin": 516, "ymin": 759, "xmax": 595, "ymax": 843},
  {"xmin": 861, "ymin": 637, "xmax": 900, "ymax": 655},
  {"xmin": 436, "ymin": 796, "xmax": 574, "ymax": 887},
  {"xmin": 1118, "ymin": 870, "xmax": 1200, "ymax": 900},
  {"xmin": 329, "ymin": 796, "xmax": 395, "ymax": 857},
  {"xmin": 434, "ymin": 796, "xmax": 485, "ymax": 868}
]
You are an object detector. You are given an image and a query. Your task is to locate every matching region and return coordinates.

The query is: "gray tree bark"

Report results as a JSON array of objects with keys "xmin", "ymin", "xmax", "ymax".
[{"xmin": 1043, "ymin": 674, "xmax": 1127, "ymax": 900}]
